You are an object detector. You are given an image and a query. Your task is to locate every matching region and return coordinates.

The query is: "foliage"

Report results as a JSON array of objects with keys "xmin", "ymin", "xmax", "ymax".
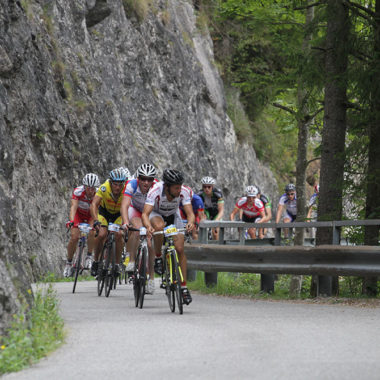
[
  {"xmin": 0, "ymin": 284, "xmax": 64, "ymax": 374},
  {"xmin": 38, "ymin": 271, "xmax": 94, "ymax": 283},
  {"xmin": 122, "ymin": 0, "xmax": 153, "ymax": 22}
]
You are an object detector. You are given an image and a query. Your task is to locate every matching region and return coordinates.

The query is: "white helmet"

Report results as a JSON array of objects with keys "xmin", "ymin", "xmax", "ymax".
[
  {"xmin": 201, "ymin": 176, "xmax": 216, "ymax": 185},
  {"xmin": 246, "ymin": 185, "xmax": 259, "ymax": 197},
  {"xmin": 118, "ymin": 167, "xmax": 131, "ymax": 180},
  {"xmin": 137, "ymin": 163, "xmax": 157, "ymax": 178},
  {"xmin": 83, "ymin": 173, "xmax": 100, "ymax": 187}
]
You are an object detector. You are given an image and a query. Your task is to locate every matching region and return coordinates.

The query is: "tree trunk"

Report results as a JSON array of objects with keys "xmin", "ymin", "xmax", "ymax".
[
  {"xmin": 316, "ymin": 0, "xmax": 349, "ymax": 296},
  {"xmin": 362, "ymin": 0, "xmax": 380, "ymax": 296},
  {"xmin": 291, "ymin": 3, "xmax": 315, "ymax": 297}
]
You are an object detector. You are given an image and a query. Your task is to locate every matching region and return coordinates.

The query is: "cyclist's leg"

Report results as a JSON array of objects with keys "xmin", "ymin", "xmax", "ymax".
[
  {"xmin": 92, "ymin": 214, "xmax": 108, "ymax": 275},
  {"xmin": 150, "ymin": 213, "xmax": 165, "ymax": 274},
  {"xmin": 67, "ymin": 226, "xmax": 80, "ymax": 261},
  {"xmin": 283, "ymin": 213, "xmax": 292, "ymax": 238},
  {"xmin": 114, "ymin": 216, "xmax": 124, "ymax": 266},
  {"xmin": 126, "ymin": 208, "xmax": 143, "ymax": 269},
  {"xmin": 247, "ymin": 227, "xmax": 256, "ymax": 239}
]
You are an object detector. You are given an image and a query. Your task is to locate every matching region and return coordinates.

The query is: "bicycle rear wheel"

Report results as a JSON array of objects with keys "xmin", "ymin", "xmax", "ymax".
[
  {"xmin": 172, "ymin": 252, "xmax": 183, "ymax": 315},
  {"xmin": 72, "ymin": 244, "xmax": 83, "ymax": 294},
  {"xmin": 165, "ymin": 253, "xmax": 175, "ymax": 312}
]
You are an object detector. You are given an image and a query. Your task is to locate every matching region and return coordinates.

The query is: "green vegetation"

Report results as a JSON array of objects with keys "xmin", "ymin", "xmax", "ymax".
[
  {"xmin": 39, "ymin": 272, "xmax": 94, "ymax": 283},
  {"xmin": 122, "ymin": 0, "xmax": 154, "ymax": 22},
  {"xmin": 0, "ymin": 284, "xmax": 64, "ymax": 375},
  {"xmin": 188, "ymin": 272, "xmax": 380, "ymax": 300}
]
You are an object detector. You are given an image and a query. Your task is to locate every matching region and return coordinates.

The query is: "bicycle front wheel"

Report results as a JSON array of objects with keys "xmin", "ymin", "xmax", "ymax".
[
  {"xmin": 133, "ymin": 252, "xmax": 140, "ymax": 307},
  {"xmin": 172, "ymin": 252, "xmax": 183, "ymax": 315},
  {"xmin": 165, "ymin": 253, "xmax": 175, "ymax": 313},
  {"xmin": 138, "ymin": 246, "xmax": 147, "ymax": 309},
  {"xmin": 97, "ymin": 247, "xmax": 106, "ymax": 296},
  {"xmin": 72, "ymin": 244, "xmax": 84, "ymax": 294},
  {"xmin": 105, "ymin": 241, "xmax": 115, "ymax": 297}
]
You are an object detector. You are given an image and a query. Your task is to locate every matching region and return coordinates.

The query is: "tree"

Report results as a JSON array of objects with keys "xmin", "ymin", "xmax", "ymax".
[{"xmin": 316, "ymin": 0, "xmax": 349, "ymax": 296}]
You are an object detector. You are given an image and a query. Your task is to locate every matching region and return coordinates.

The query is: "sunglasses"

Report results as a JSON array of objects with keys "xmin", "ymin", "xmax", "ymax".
[
  {"xmin": 111, "ymin": 180, "xmax": 124, "ymax": 185},
  {"xmin": 287, "ymin": 192, "xmax": 295, "ymax": 196},
  {"xmin": 203, "ymin": 185, "xmax": 213, "ymax": 189},
  {"xmin": 139, "ymin": 176, "xmax": 154, "ymax": 182}
]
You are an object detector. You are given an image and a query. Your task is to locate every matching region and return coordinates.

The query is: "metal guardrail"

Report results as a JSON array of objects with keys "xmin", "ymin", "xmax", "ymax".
[{"xmin": 187, "ymin": 219, "xmax": 380, "ymax": 292}]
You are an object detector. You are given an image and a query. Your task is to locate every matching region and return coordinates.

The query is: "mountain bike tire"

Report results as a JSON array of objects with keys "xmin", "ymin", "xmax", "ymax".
[
  {"xmin": 72, "ymin": 244, "xmax": 83, "ymax": 294},
  {"xmin": 165, "ymin": 253, "xmax": 175, "ymax": 313},
  {"xmin": 138, "ymin": 246, "xmax": 147, "ymax": 309},
  {"xmin": 173, "ymin": 253, "xmax": 183, "ymax": 315}
]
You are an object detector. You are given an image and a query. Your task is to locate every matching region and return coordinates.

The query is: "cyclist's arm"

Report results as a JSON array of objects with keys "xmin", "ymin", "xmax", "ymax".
[
  {"xmin": 198, "ymin": 209, "xmax": 206, "ymax": 221},
  {"xmin": 69, "ymin": 199, "xmax": 79, "ymax": 221},
  {"xmin": 121, "ymin": 195, "xmax": 132, "ymax": 226},
  {"xmin": 261, "ymin": 207, "xmax": 272, "ymax": 223},
  {"xmin": 215, "ymin": 202, "xmax": 224, "ymax": 221},
  {"xmin": 183, "ymin": 204, "xmax": 195, "ymax": 231},
  {"xmin": 257, "ymin": 209, "xmax": 266, "ymax": 223},
  {"xmin": 142, "ymin": 204, "xmax": 154, "ymax": 233},
  {"xmin": 90, "ymin": 195, "xmax": 102, "ymax": 223},
  {"xmin": 306, "ymin": 206, "xmax": 313, "ymax": 221},
  {"xmin": 275, "ymin": 204, "xmax": 284, "ymax": 223},
  {"xmin": 230, "ymin": 206, "xmax": 240, "ymax": 221}
]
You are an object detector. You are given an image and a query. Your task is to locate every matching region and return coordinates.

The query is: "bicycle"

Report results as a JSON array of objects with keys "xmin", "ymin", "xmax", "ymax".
[
  {"xmin": 126, "ymin": 227, "xmax": 150, "ymax": 309},
  {"xmin": 155, "ymin": 225, "xmax": 186, "ymax": 315},
  {"xmin": 97, "ymin": 223, "xmax": 120, "ymax": 297},
  {"xmin": 72, "ymin": 223, "xmax": 92, "ymax": 294}
]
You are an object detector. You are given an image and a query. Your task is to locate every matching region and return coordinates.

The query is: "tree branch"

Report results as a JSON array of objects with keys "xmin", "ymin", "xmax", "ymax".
[
  {"xmin": 272, "ymin": 102, "xmax": 296, "ymax": 115},
  {"xmin": 306, "ymin": 157, "xmax": 321, "ymax": 167},
  {"xmin": 344, "ymin": 0, "xmax": 375, "ymax": 18}
]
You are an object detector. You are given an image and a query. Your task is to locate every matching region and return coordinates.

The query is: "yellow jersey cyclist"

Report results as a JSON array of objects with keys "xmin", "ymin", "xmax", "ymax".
[
  {"xmin": 90, "ymin": 168, "xmax": 127, "ymax": 276},
  {"xmin": 142, "ymin": 169, "xmax": 195, "ymax": 305},
  {"xmin": 197, "ymin": 176, "xmax": 224, "ymax": 240}
]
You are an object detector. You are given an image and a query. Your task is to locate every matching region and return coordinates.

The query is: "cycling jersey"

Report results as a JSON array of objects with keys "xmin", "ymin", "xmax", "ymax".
[
  {"xmin": 96, "ymin": 180, "xmax": 124, "ymax": 214},
  {"xmin": 260, "ymin": 194, "xmax": 272, "ymax": 209},
  {"xmin": 279, "ymin": 193, "xmax": 297, "ymax": 218},
  {"xmin": 123, "ymin": 178, "xmax": 158, "ymax": 212},
  {"xmin": 197, "ymin": 188, "xmax": 224, "ymax": 219},
  {"xmin": 308, "ymin": 192, "xmax": 318, "ymax": 208},
  {"xmin": 145, "ymin": 181, "xmax": 192, "ymax": 216},
  {"xmin": 72, "ymin": 185, "xmax": 93, "ymax": 219},
  {"xmin": 179, "ymin": 193, "xmax": 204, "ymax": 220},
  {"xmin": 235, "ymin": 197, "xmax": 264, "ymax": 218}
]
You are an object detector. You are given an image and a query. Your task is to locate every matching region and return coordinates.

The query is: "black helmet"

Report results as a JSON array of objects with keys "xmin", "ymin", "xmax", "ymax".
[{"xmin": 163, "ymin": 169, "xmax": 184, "ymax": 185}]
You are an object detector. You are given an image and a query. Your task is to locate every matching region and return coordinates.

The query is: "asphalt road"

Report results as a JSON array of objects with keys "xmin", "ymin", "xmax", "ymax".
[{"xmin": 4, "ymin": 280, "xmax": 380, "ymax": 380}]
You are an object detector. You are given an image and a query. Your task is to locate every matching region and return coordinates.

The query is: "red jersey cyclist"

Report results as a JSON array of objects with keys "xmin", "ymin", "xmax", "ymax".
[
  {"xmin": 64, "ymin": 173, "xmax": 100, "ymax": 277},
  {"xmin": 121, "ymin": 163, "xmax": 158, "ymax": 294},
  {"xmin": 142, "ymin": 169, "xmax": 195, "ymax": 305},
  {"xmin": 230, "ymin": 185, "xmax": 265, "ymax": 239}
]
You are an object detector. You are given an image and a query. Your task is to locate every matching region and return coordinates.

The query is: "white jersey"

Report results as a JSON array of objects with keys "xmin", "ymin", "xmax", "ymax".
[
  {"xmin": 145, "ymin": 181, "xmax": 192, "ymax": 217},
  {"xmin": 124, "ymin": 178, "xmax": 157, "ymax": 212},
  {"xmin": 279, "ymin": 193, "xmax": 297, "ymax": 217}
]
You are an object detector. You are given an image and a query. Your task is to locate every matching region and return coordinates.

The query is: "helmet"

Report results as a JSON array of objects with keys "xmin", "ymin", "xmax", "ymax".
[
  {"xmin": 109, "ymin": 168, "xmax": 127, "ymax": 182},
  {"xmin": 201, "ymin": 176, "xmax": 216, "ymax": 185},
  {"xmin": 246, "ymin": 185, "xmax": 259, "ymax": 197},
  {"xmin": 137, "ymin": 163, "xmax": 157, "ymax": 178},
  {"xmin": 285, "ymin": 183, "xmax": 296, "ymax": 193},
  {"xmin": 83, "ymin": 173, "xmax": 100, "ymax": 187},
  {"xmin": 163, "ymin": 169, "xmax": 184, "ymax": 185},
  {"xmin": 118, "ymin": 167, "xmax": 131, "ymax": 180}
]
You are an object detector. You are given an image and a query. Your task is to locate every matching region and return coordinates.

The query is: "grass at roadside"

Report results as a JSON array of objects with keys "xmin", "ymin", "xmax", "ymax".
[
  {"xmin": 0, "ymin": 284, "xmax": 65, "ymax": 375},
  {"xmin": 39, "ymin": 271, "xmax": 95, "ymax": 283},
  {"xmin": 188, "ymin": 272, "xmax": 380, "ymax": 301}
]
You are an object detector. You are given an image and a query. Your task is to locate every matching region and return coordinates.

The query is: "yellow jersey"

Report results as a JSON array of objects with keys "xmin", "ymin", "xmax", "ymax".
[{"xmin": 96, "ymin": 180, "xmax": 124, "ymax": 214}]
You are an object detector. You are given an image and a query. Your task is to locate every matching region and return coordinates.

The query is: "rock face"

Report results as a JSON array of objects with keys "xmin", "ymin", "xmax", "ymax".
[{"xmin": 0, "ymin": 0, "xmax": 277, "ymax": 331}]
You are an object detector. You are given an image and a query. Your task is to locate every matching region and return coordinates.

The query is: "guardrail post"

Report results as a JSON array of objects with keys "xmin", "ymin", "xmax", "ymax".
[
  {"xmin": 205, "ymin": 272, "xmax": 218, "ymax": 287},
  {"xmin": 260, "ymin": 225, "xmax": 278, "ymax": 293},
  {"xmin": 218, "ymin": 227, "xmax": 225, "ymax": 245},
  {"xmin": 274, "ymin": 228, "xmax": 281, "ymax": 246},
  {"xmin": 239, "ymin": 228, "xmax": 245, "ymax": 245},
  {"xmin": 199, "ymin": 227, "xmax": 207, "ymax": 244}
]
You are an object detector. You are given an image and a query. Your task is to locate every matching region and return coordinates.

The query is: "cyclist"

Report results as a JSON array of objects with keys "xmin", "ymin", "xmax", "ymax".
[
  {"xmin": 230, "ymin": 186, "xmax": 265, "ymax": 239},
  {"xmin": 64, "ymin": 173, "xmax": 100, "ymax": 277},
  {"xmin": 142, "ymin": 169, "xmax": 195, "ymax": 305},
  {"xmin": 307, "ymin": 184, "xmax": 319, "ymax": 221},
  {"xmin": 121, "ymin": 163, "xmax": 158, "ymax": 294},
  {"xmin": 257, "ymin": 186, "xmax": 272, "ymax": 238},
  {"xmin": 275, "ymin": 183, "xmax": 297, "ymax": 238},
  {"xmin": 90, "ymin": 168, "xmax": 127, "ymax": 277},
  {"xmin": 179, "ymin": 192, "xmax": 206, "ymax": 240},
  {"xmin": 197, "ymin": 176, "xmax": 224, "ymax": 240}
]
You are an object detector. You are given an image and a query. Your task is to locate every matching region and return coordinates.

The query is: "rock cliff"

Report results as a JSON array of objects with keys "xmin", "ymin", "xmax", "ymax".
[{"xmin": 0, "ymin": 0, "xmax": 277, "ymax": 331}]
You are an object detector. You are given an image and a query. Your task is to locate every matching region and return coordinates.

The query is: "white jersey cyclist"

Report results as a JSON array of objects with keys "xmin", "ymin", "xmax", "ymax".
[
  {"xmin": 124, "ymin": 178, "xmax": 158, "ymax": 215},
  {"xmin": 278, "ymin": 193, "xmax": 297, "ymax": 221},
  {"xmin": 145, "ymin": 181, "xmax": 192, "ymax": 229}
]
